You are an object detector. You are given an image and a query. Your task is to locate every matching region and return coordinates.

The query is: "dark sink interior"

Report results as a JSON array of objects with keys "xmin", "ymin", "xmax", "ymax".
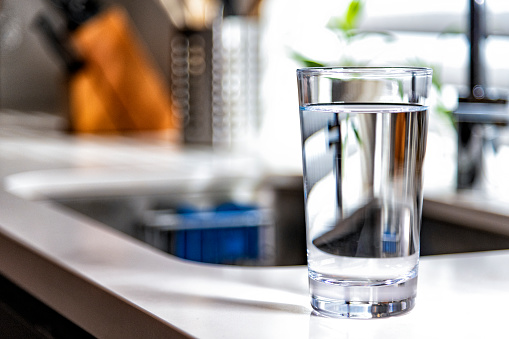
[
  {"xmin": 50, "ymin": 177, "xmax": 307, "ymax": 267},
  {"xmin": 420, "ymin": 215, "xmax": 509, "ymax": 256},
  {"xmin": 51, "ymin": 178, "xmax": 509, "ymax": 266}
]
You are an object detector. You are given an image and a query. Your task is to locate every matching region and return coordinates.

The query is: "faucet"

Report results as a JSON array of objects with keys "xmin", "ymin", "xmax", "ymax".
[{"xmin": 454, "ymin": 0, "xmax": 508, "ymax": 190}]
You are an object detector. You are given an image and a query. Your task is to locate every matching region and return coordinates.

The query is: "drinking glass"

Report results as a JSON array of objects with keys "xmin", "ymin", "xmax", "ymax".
[{"xmin": 296, "ymin": 67, "xmax": 433, "ymax": 318}]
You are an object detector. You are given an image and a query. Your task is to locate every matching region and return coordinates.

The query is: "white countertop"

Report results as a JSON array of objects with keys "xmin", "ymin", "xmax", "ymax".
[{"xmin": 1, "ymin": 119, "xmax": 509, "ymax": 338}]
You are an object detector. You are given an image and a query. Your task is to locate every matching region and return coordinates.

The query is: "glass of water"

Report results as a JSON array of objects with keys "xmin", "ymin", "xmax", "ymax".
[{"xmin": 296, "ymin": 67, "xmax": 433, "ymax": 318}]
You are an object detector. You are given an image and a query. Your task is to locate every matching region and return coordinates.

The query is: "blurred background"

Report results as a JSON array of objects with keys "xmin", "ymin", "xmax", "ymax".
[
  {"xmin": 2, "ymin": 0, "xmax": 509, "ymax": 166},
  {"xmin": 0, "ymin": 0, "xmax": 172, "ymax": 114},
  {"xmin": 1, "ymin": 0, "xmax": 509, "ymax": 265}
]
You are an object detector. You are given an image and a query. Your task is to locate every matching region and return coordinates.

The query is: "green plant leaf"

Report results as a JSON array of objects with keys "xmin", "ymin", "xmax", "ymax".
[
  {"xmin": 326, "ymin": 0, "xmax": 365, "ymax": 40},
  {"xmin": 290, "ymin": 51, "xmax": 326, "ymax": 67},
  {"xmin": 351, "ymin": 120, "xmax": 362, "ymax": 146},
  {"xmin": 344, "ymin": 0, "xmax": 363, "ymax": 30}
]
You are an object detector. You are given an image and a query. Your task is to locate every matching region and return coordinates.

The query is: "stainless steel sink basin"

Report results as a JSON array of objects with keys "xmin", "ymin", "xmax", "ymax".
[
  {"xmin": 50, "ymin": 179, "xmax": 509, "ymax": 267},
  {"xmin": 7, "ymin": 162, "xmax": 509, "ymax": 266},
  {"xmin": 50, "ymin": 175, "xmax": 308, "ymax": 266}
]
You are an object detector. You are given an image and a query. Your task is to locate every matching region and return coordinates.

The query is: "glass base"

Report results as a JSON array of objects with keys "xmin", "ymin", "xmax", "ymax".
[{"xmin": 309, "ymin": 275, "xmax": 417, "ymax": 318}]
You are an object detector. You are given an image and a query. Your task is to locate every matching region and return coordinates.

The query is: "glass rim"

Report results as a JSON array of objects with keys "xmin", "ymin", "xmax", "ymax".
[{"xmin": 296, "ymin": 66, "xmax": 433, "ymax": 77}]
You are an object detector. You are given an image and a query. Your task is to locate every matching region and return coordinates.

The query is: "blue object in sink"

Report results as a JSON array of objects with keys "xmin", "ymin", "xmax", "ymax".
[{"xmin": 172, "ymin": 203, "xmax": 263, "ymax": 265}]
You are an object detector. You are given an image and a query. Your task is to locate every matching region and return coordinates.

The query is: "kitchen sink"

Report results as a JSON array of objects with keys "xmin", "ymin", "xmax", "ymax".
[
  {"xmin": 49, "ymin": 175, "xmax": 308, "ymax": 266},
  {"xmin": 49, "ymin": 178, "xmax": 509, "ymax": 267}
]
